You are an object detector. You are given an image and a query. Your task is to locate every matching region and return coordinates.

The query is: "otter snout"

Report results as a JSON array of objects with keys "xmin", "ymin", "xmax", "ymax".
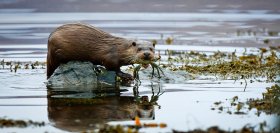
[
  {"xmin": 133, "ymin": 40, "xmax": 155, "ymax": 63},
  {"xmin": 144, "ymin": 52, "xmax": 151, "ymax": 60}
]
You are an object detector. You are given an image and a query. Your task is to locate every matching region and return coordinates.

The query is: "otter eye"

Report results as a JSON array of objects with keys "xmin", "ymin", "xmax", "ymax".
[
  {"xmin": 150, "ymin": 48, "xmax": 154, "ymax": 51},
  {"xmin": 137, "ymin": 48, "xmax": 142, "ymax": 51},
  {"xmin": 132, "ymin": 42, "xmax": 136, "ymax": 46}
]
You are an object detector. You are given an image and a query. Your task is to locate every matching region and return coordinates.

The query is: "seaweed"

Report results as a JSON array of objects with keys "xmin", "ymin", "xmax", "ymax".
[
  {"xmin": 0, "ymin": 117, "xmax": 45, "ymax": 128},
  {"xmin": 0, "ymin": 60, "xmax": 46, "ymax": 72},
  {"xmin": 248, "ymin": 84, "xmax": 280, "ymax": 115},
  {"xmin": 172, "ymin": 123, "xmax": 277, "ymax": 133},
  {"xmin": 87, "ymin": 121, "xmax": 276, "ymax": 133},
  {"xmin": 160, "ymin": 47, "xmax": 280, "ymax": 91},
  {"xmin": 211, "ymin": 84, "xmax": 280, "ymax": 116}
]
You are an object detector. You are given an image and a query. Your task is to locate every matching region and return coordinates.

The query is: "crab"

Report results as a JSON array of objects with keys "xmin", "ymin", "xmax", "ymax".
[{"xmin": 133, "ymin": 56, "xmax": 165, "ymax": 81}]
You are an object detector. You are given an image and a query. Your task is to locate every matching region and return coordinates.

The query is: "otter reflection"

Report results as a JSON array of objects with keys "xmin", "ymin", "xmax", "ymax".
[{"xmin": 47, "ymin": 83, "xmax": 164, "ymax": 132}]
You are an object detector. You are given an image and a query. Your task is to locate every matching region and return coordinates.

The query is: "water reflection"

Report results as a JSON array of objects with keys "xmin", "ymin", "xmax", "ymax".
[
  {"xmin": 47, "ymin": 83, "xmax": 164, "ymax": 132},
  {"xmin": 276, "ymin": 117, "xmax": 280, "ymax": 131}
]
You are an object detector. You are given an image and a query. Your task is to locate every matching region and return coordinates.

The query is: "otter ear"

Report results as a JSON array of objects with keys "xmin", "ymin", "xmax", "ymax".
[
  {"xmin": 132, "ymin": 42, "xmax": 136, "ymax": 46},
  {"xmin": 151, "ymin": 40, "xmax": 156, "ymax": 47},
  {"xmin": 152, "ymin": 42, "xmax": 156, "ymax": 47}
]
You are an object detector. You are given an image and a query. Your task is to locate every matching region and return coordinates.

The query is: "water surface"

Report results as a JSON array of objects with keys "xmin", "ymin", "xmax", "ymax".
[{"xmin": 0, "ymin": 0, "xmax": 279, "ymax": 132}]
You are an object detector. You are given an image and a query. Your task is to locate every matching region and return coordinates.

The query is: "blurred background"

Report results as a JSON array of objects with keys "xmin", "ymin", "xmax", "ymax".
[{"xmin": 0, "ymin": 0, "xmax": 280, "ymax": 61}]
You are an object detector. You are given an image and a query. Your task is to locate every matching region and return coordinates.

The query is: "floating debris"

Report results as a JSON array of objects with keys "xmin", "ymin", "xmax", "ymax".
[{"xmin": 135, "ymin": 116, "xmax": 141, "ymax": 126}]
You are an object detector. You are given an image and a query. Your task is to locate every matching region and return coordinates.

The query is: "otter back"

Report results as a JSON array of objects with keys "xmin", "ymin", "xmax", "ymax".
[
  {"xmin": 47, "ymin": 23, "xmax": 154, "ymax": 79},
  {"xmin": 47, "ymin": 23, "xmax": 135, "ymax": 79}
]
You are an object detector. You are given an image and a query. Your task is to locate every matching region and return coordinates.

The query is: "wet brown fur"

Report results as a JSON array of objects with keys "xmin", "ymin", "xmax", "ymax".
[{"xmin": 47, "ymin": 23, "xmax": 154, "ymax": 79}]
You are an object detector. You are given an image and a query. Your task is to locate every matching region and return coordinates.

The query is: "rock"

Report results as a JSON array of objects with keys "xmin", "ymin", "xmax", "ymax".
[
  {"xmin": 46, "ymin": 61, "xmax": 116, "ymax": 90},
  {"xmin": 136, "ymin": 66, "xmax": 190, "ymax": 83}
]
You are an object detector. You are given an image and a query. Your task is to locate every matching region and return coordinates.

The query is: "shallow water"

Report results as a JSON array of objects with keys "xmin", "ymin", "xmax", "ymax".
[
  {"xmin": 0, "ymin": 69, "xmax": 279, "ymax": 132},
  {"xmin": 0, "ymin": 0, "xmax": 280, "ymax": 132}
]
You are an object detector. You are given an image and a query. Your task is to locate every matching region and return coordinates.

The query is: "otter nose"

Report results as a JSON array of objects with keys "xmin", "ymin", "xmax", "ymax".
[
  {"xmin": 144, "ymin": 52, "xmax": 150, "ymax": 56},
  {"xmin": 144, "ymin": 52, "xmax": 150, "ymax": 60}
]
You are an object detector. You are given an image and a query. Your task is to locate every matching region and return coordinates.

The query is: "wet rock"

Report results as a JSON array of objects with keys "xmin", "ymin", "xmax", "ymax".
[
  {"xmin": 136, "ymin": 66, "xmax": 190, "ymax": 83},
  {"xmin": 46, "ymin": 61, "xmax": 116, "ymax": 89}
]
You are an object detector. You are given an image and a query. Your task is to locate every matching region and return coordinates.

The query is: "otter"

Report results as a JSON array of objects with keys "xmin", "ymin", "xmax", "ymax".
[{"xmin": 47, "ymin": 23, "xmax": 155, "ymax": 79}]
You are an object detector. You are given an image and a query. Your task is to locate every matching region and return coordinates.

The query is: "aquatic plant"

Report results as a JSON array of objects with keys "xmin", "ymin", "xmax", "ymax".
[
  {"xmin": 92, "ymin": 121, "xmax": 275, "ymax": 133},
  {"xmin": 97, "ymin": 124, "xmax": 138, "ymax": 133},
  {"xmin": 151, "ymin": 39, "xmax": 157, "ymax": 45},
  {"xmin": 212, "ymin": 84, "xmax": 280, "ymax": 116},
  {"xmin": 159, "ymin": 47, "xmax": 280, "ymax": 91},
  {"xmin": 0, "ymin": 117, "xmax": 45, "ymax": 128},
  {"xmin": 248, "ymin": 84, "xmax": 280, "ymax": 115},
  {"xmin": 0, "ymin": 60, "xmax": 47, "ymax": 72},
  {"xmin": 96, "ymin": 121, "xmax": 167, "ymax": 133},
  {"xmin": 263, "ymin": 39, "xmax": 270, "ymax": 44},
  {"xmin": 0, "ymin": 59, "xmax": 4, "ymax": 69},
  {"xmin": 172, "ymin": 123, "xmax": 277, "ymax": 133},
  {"xmin": 165, "ymin": 37, "xmax": 173, "ymax": 45}
]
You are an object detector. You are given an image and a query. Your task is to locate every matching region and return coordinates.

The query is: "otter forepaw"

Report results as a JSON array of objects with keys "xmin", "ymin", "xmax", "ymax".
[{"xmin": 117, "ymin": 71, "xmax": 134, "ymax": 80}]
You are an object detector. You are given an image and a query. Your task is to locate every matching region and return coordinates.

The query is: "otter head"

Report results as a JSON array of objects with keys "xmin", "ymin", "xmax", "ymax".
[{"xmin": 131, "ymin": 40, "xmax": 155, "ymax": 65}]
